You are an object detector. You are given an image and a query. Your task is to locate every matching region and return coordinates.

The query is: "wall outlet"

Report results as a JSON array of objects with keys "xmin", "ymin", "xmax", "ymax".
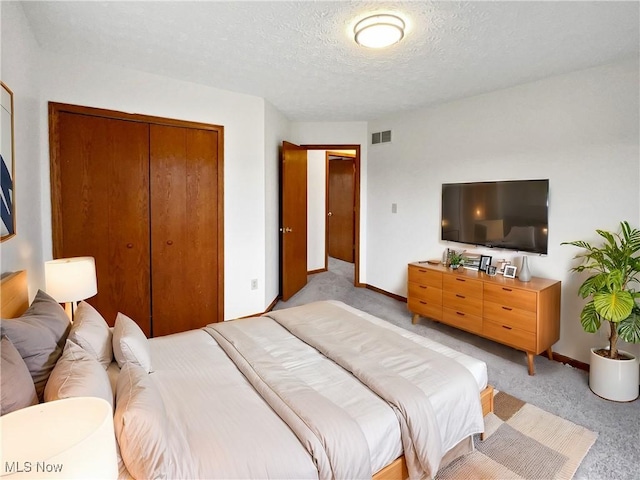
[{"xmin": 251, "ymin": 279, "xmax": 258, "ymax": 290}]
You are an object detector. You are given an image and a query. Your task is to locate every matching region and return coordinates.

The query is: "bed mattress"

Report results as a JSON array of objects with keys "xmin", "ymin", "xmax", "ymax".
[{"xmin": 121, "ymin": 301, "xmax": 488, "ymax": 479}]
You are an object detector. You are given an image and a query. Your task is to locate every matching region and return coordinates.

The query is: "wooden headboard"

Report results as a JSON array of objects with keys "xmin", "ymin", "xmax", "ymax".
[{"xmin": 1, "ymin": 270, "xmax": 29, "ymax": 318}]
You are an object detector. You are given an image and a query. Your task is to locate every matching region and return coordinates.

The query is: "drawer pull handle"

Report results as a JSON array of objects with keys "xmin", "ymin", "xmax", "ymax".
[
  {"xmin": 418, "ymin": 269, "xmax": 427, "ymax": 273},
  {"xmin": 419, "ymin": 301, "xmax": 427, "ymax": 305},
  {"xmin": 502, "ymin": 306, "xmax": 513, "ymax": 311},
  {"xmin": 502, "ymin": 325, "xmax": 512, "ymax": 330},
  {"xmin": 419, "ymin": 285, "xmax": 427, "ymax": 289},
  {"xmin": 502, "ymin": 288, "xmax": 512, "ymax": 292},
  {"xmin": 456, "ymin": 294, "xmax": 465, "ymax": 299},
  {"xmin": 456, "ymin": 278, "xmax": 466, "ymax": 282},
  {"xmin": 456, "ymin": 312, "xmax": 465, "ymax": 316}
]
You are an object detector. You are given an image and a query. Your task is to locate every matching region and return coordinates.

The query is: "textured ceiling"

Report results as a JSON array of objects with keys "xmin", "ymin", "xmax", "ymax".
[{"xmin": 21, "ymin": 1, "xmax": 640, "ymax": 121}]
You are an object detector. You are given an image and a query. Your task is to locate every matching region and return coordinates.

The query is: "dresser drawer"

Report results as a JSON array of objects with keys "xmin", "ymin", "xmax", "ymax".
[
  {"xmin": 483, "ymin": 320, "xmax": 536, "ymax": 351},
  {"xmin": 408, "ymin": 298, "xmax": 442, "ymax": 321},
  {"xmin": 408, "ymin": 266, "xmax": 442, "ymax": 288},
  {"xmin": 484, "ymin": 283, "xmax": 537, "ymax": 312},
  {"xmin": 484, "ymin": 301, "xmax": 537, "ymax": 333},
  {"xmin": 408, "ymin": 282, "xmax": 442, "ymax": 304},
  {"xmin": 442, "ymin": 307, "xmax": 483, "ymax": 335},
  {"xmin": 443, "ymin": 290, "xmax": 483, "ymax": 317},
  {"xmin": 443, "ymin": 275, "xmax": 483, "ymax": 298}
]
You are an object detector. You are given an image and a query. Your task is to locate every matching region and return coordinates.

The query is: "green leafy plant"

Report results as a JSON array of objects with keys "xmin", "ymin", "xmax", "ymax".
[
  {"xmin": 562, "ymin": 221, "xmax": 640, "ymax": 359},
  {"xmin": 448, "ymin": 251, "xmax": 466, "ymax": 268}
]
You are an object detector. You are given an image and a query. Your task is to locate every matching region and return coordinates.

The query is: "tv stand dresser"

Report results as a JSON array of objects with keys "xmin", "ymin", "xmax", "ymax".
[{"xmin": 408, "ymin": 262, "xmax": 561, "ymax": 375}]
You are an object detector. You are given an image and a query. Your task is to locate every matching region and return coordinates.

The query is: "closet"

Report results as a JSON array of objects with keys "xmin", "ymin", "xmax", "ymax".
[{"xmin": 49, "ymin": 103, "xmax": 224, "ymax": 336}]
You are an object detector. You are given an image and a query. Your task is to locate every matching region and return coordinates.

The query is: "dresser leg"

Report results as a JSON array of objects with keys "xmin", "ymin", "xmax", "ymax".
[
  {"xmin": 526, "ymin": 352, "xmax": 535, "ymax": 375},
  {"xmin": 546, "ymin": 348, "xmax": 553, "ymax": 361},
  {"xmin": 411, "ymin": 313, "xmax": 419, "ymax": 324}
]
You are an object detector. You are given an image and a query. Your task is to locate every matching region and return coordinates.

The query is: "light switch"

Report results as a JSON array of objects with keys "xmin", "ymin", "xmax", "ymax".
[{"xmin": 391, "ymin": 203, "xmax": 397, "ymax": 214}]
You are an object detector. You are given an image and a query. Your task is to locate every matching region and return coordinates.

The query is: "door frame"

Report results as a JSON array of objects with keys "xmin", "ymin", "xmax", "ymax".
[
  {"xmin": 302, "ymin": 144, "xmax": 362, "ymax": 287},
  {"xmin": 49, "ymin": 102, "xmax": 225, "ymax": 322}
]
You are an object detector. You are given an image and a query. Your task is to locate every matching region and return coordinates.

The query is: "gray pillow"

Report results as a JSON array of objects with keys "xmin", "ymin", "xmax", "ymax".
[
  {"xmin": 0, "ymin": 290, "xmax": 71, "ymax": 401},
  {"xmin": 0, "ymin": 336, "xmax": 38, "ymax": 415}
]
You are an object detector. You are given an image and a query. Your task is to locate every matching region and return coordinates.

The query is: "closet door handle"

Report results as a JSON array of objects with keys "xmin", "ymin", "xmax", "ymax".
[
  {"xmin": 166, "ymin": 240, "xmax": 174, "ymax": 246},
  {"xmin": 126, "ymin": 243, "xmax": 133, "ymax": 249}
]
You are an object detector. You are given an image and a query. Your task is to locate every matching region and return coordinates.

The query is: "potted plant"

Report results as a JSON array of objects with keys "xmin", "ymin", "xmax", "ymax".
[
  {"xmin": 448, "ymin": 251, "xmax": 466, "ymax": 270},
  {"xmin": 563, "ymin": 221, "xmax": 640, "ymax": 401}
]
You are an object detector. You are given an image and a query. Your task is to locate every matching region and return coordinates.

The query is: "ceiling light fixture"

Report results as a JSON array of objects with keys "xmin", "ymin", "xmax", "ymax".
[{"xmin": 354, "ymin": 14, "xmax": 405, "ymax": 49}]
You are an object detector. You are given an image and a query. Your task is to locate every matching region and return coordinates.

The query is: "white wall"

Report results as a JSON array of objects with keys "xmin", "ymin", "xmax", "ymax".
[
  {"xmin": 307, "ymin": 150, "xmax": 326, "ymax": 271},
  {"xmin": 0, "ymin": 2, "xmax": 45, "ymax": 298},
  {"xmin": 367, "ymin": 59, "xmax": 640, "ymax": 364},
  {"xmin": 35, "ymin": 52, "xmax": 269, "ymax": 320},
  {"xmin": 264, "ymin": 100, "xmax": 290, "ymax": 307},
  {"xmin": 291, "ymin": 122, "xmax": 369, "ymax": 282}
]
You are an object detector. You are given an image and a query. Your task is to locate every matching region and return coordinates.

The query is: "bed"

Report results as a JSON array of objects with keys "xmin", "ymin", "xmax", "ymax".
[{"xmin": 1, "ymin": 270, "xmax": 494, "ymax": 480}]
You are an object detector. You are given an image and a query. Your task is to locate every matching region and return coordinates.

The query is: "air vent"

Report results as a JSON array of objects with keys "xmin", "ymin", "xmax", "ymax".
[{"xmin": 371, "ymin": 130, "xmax": 392, "ymax": 145}]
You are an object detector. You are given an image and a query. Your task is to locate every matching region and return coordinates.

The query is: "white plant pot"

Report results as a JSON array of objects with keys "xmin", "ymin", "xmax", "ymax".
[{"xmin": 589, "ymin": 348, "xmax": 639, "ymax": 402}]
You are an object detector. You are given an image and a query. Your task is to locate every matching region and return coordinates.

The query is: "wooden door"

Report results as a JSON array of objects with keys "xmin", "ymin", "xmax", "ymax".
[
  {"xmin": 327, "ymin": 157, "xmax": 355, "ymax": 262},
  {"xmin": 281, "ymin": 141, "xmax": 307, "ymax": 301},
  {"xmin": 150, "ymin": 125, "xmax": 219, "ymax": 336},
  {"xmin": 53, "ymin": 112, "xmax": 151, "ymax": 334}
]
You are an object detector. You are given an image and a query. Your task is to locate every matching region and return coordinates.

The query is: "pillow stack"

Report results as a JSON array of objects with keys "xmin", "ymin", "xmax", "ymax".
[
  {"xmin": 0, "ymin": 290, "xmax": 70, "ymax": 413},
  {"xmin": 1, "ymin": 292, "xmax": 154, "ymax": 418}
]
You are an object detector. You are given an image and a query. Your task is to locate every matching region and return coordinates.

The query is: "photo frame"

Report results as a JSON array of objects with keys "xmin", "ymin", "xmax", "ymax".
[
  {"xmin": 503, "ymin": 265, "xmax": 517, "ymax": 279},
  {"xmin": 1, "ymin": 81, "xmax": 15, "ymax": 241},
  {"xmin": 486, "ymin": 265, "xmax": 497, "ymax": 276},
  {"xmin": 479, "ymin": 255, "xmax": 492, "ymax": 272}
]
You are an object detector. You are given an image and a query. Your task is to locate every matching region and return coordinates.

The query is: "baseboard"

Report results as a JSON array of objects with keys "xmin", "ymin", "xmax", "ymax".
[
  {"xmin": 236, "ymin": 296, "xmax": 280, "ymax": 319},
  {"xmin": 549, "ymin": 352, "xmax": 590, "ymax": 372},
  {"xmin": 308, "ymin": 268, "xmax": 328, "ymax": 275},
  {"xmin": 365, "ymin": 284, "xmax": 407, "ymax": 303}
]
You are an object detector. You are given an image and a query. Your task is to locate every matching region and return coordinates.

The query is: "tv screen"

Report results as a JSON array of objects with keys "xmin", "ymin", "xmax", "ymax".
[{"xmin": 441, "ymin": 179, "xmax": 549, "ymax": 255}]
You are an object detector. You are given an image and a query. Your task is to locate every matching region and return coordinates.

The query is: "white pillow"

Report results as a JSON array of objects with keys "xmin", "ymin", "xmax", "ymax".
[
  {"xmin": 68, "ymin": 301, "xmax": 113, "ymax": 369},
  {"xmin": 113, "ymin": 313, "xmax": 152, "ymax": 373},
  {"xmin": 114, "ymin": 363, "xmax": 193, "ymax": 479},
  {"xmin": 44, "ymin": 340, "xmax": 113, "ymax": 409}
]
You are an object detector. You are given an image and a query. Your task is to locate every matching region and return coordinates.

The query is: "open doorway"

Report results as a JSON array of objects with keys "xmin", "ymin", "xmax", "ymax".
[{"xmin": 304, "ymin": 144, "xmax": 361, "ymax": 287}]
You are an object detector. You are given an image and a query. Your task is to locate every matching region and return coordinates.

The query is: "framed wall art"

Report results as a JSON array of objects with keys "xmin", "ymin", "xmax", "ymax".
[{"xmin": 1, "ymin": 81, "xmax": 15, "ymax": 241}]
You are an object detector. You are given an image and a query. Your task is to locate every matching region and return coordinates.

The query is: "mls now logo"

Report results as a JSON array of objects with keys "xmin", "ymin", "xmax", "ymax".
[{"xmin": 5, "ymin": 461, "xmax": 64, "ymax": 474}]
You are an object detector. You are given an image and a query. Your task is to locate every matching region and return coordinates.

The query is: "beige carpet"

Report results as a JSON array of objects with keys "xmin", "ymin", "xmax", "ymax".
[{"xmin": 436, "ymin": 391, "xmax": 598, "ymax": 480}]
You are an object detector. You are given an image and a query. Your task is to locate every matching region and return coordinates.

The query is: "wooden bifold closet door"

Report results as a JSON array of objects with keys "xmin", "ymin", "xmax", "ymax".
[{"xmin": 50, "ymin": 104, "xmax": 224, "ymax": 337}]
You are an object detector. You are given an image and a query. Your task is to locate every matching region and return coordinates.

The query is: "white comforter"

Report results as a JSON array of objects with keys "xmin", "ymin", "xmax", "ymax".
[
  {"xmin": 117, "ymin": 301, "xmax": 487, "ymax": 479},
  {"xmin": 209, "ymin": 301, "xmax": 484, "ymax": 479}
]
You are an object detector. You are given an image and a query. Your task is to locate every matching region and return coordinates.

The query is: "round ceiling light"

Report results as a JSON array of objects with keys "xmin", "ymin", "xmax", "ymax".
[{"xmin": 354, "ymin": 14, "xmax": 405, "ymax": 49}]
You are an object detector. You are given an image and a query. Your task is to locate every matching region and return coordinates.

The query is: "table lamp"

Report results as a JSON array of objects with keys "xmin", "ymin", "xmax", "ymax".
[
  {"xmin": 0, "ymin": 397, "xmax": 118, "ymax": 479},
  {"xmin": 44, "ymin": 257, "xmax": 98, "ymax": 320}
]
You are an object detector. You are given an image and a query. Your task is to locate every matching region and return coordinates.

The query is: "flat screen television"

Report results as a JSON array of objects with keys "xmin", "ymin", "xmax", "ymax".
[{"xmin": 441, "ymin": 179, "xmax": 549, "ymax": 255}]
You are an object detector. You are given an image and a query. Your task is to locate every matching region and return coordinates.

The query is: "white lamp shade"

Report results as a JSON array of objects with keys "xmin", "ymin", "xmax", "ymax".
[
  {"xmin": 0, "ymin": 397, "xmax": 118, "ymax": 479},
  {"xmin": 45, "ymin": 257, "xmax": 97, "ymax": 303}
]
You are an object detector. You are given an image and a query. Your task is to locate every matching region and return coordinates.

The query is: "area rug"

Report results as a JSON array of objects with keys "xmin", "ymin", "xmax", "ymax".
[{"xmin": 436, "ymin": 391, "xmax": 598, "ymax": 480}]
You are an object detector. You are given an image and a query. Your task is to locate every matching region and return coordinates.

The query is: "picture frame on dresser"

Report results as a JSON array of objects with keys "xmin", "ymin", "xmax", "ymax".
[
  {"xmin": 503, "ymin": 265, "xmax": 517, "ymax": 278},
  {"xmin": 479, "ymin": 255, "xmax": 492, "ymax": 272}
]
